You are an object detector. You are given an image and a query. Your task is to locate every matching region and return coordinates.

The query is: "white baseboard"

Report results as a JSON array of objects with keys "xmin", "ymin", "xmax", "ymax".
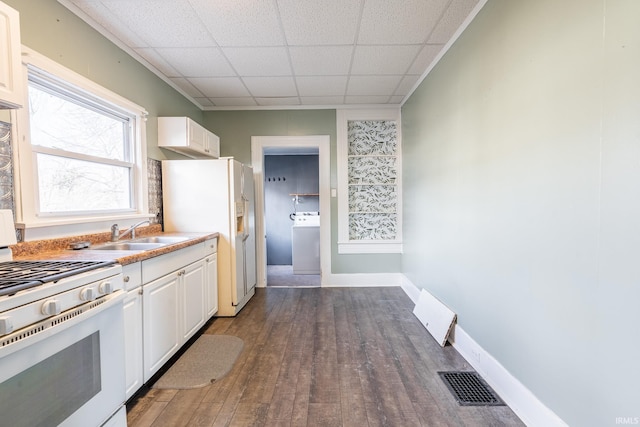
[
  {"xmin": 400, "ymin": 275, "xmax": 567, "ymax": 427},
  {"xmin": 322, "ymin": 272, "xmax": 403, "ymax": 287},
  {"xmin": 401, "ymin": 274, "xmax": 421, "ymax": 303}
]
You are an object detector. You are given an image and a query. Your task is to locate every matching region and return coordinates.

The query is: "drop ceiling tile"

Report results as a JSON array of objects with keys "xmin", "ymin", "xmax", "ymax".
[
  {"xmin": 60, "ymin": 0, "xmax": 485, "ymax": 108},
  {"xmin": 394, "ymin": 75, "xmax": 421, "ymax": 96},
  {"xmin": 188, "ymin": 0, "xmax": 285, "ymax": 46},
  {"xmin": 134, "ymin": 48, "xmax": 180, "ymax": 77},
  {"xmin": 357, "ymin": 0, "xmax": 449, "ymax": 44},
  {"xmin": 243, "ymin": 77, "xmax": 298, "ymax": 97},
  {"xmin": 71, "ymin": 0, "xmax": 148, "ymax": 47},
  {"xmin": 351, "ymin": 45, "xmax": 421, "ymax": 75},
  {"xmin": 169, "ymin": 77, "xmax": 206, "ymax": 97},
  {"xmin": 255, "ymin": 97, "xmax": 301, "ymax": 106},
  {"xmin": 296, "ymin": 76, "xmax": 347, "ymax": 97},
  {"xmin": 277, "ymin": 0, "xmax": 362, "ymax": 45},
  {"xmin": 188, "ymin": 77, "xmax": 251, "ymax": 97},
  {"xmin": 408, "ymin": 44, "xmax": 444, "ymax": 75},
  {"xmin": 222, "ymin": 47, "xmax": 292, "ymax": 76},
  {"xmin": 289, "ymin": 46, "xmax": 353, "ymax": 76},
  {"xmin": 300, "ymin": 96, "xmax": 345, "ymax": 105},
  {"xmin": 155, "ymin": 48, "xmax": 235, "ymax": 77},
  {"xmin": 347, "ymin": 75, "xmax": 402, "ymax": 96},
  {"xmin": 97, "ymin": 0, "xmax": 215, "ymax": 47},
  {"xmin": 210, "ymin": 97, "xmax": 258, "ymax": 107},
  {"xmin": 345, "ymin": 95, "xmax": 392, "ymax": 104},
  {"xmin": 428, "ymin": 0, "xmax": 480, "ymax": 44}
]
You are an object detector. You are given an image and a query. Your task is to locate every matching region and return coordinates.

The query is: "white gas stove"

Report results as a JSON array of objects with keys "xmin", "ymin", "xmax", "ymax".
[
  {"xmin": 0, "ymin": 210, "xmax": 127, "ymax": 427},
  {"xmin": 0, "ymin": 210, "xmax": 123, "ymax": 336}
]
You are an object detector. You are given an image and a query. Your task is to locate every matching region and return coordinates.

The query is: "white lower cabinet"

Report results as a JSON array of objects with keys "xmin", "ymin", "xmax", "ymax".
[
  {"xmin": 138, "ymin": 239, "xmax": 218, "ymax": 385},
  {"xmin": 122, "ymin": 262, "xmax": 143, "ymax": 400},
  {"xmin": 142, "ymin": 270, "xmax": 181, "ymax": 383},
  {"xmin": 122, "ymin": 239, "xmax": 218, "ymax": 395},
  {"xmin": 180, "ymin": 259, "xmax": 206, "ymax": 343},
  {"xmin": 123, "ymin": 287, "xmax": 143, "ymax": 399}
]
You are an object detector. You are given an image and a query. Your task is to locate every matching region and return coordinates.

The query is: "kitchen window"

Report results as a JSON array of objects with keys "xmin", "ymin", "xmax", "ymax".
[{"xmin": 13, "ymin": 48, "xmax": 149, "ymax": 238}]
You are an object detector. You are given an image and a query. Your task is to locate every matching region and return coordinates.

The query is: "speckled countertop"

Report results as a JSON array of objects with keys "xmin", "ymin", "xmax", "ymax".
[{"xmin": 9, "ymin": 224, "xmax": 218, "ymax": 265}]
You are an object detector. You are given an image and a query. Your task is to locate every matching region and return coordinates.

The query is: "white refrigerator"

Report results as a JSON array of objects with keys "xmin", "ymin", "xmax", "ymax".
[{"xmin": 162, "ymin": 158, "xmax": 256, "ymax": 316}]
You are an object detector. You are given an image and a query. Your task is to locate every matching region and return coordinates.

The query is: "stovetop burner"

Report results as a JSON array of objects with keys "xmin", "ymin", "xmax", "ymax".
[{"xmin": 0, "ymin": 260, "xmax": 116, "ymax": 297}]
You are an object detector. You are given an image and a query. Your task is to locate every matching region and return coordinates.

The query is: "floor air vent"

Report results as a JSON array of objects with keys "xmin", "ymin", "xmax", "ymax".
[{"xmin": 438, "ymin": 371, "xmax": 504, "ymax": 406}]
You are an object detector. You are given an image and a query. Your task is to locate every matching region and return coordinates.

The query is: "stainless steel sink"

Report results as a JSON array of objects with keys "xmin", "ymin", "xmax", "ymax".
[
  {"xmin": 132, "ymin": 236, "xmax": 189, "ymax": 244},
  {"xmin": 91, "ymin": 242, "xmax": 166, "ymax": 251}
]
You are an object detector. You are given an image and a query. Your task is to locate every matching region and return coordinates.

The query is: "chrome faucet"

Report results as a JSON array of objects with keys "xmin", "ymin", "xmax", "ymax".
[{"xmin": 110, "ymin": 220, "xmax": 150, "ymax": 242}]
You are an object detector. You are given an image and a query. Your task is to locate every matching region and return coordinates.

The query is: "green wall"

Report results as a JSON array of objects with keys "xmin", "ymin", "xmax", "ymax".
[{"xmin": 401, "ymin": 0, "xmax": 640, "ymax": 425}]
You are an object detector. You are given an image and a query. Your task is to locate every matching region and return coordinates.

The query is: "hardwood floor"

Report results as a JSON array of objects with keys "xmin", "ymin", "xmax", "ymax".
[
  {"xmin": 266, "ymin": 265, "xmax": 320, "ymax": 288},
  {"xmin": 127, "ymin": 287, "xmax": 524, "ymax": 427}
]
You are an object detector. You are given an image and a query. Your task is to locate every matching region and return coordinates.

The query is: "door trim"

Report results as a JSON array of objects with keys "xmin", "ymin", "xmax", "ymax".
[{"xmin": 251, "ymin": 135, "xmax": 331, "ymax": 288}]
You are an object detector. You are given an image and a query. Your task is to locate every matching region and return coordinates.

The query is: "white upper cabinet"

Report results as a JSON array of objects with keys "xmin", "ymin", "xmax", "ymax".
[
  {"xmin": 158, "ymin": 116, "xmax": 220, "ymax": 159},
  {"xmin": 0, "ymin": 1, "xmax": 23, "ymax": 109}
]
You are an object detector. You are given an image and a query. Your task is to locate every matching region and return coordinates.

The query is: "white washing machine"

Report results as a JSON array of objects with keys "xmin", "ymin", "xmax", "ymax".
[{"xmin": 292, "ymin": 212, "xmax": 320, "ymax": 274}]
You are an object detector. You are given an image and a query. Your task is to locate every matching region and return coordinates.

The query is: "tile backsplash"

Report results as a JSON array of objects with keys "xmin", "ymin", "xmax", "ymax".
[
  {"xmin": 0, "ymin": 121, "xmax": 15, "ymax": 213},
  {"xmin": 147, "ymin": 158, "xmax": 163, "ymax": 225}
]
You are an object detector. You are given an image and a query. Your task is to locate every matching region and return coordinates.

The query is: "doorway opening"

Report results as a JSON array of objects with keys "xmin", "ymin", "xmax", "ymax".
[
  {"xmin": 264, "ymin": 152, "xmax": 320, "ymax": 287},
  {"xmin": 251, "ymin": 135, "xmax": 331, "ymax": 289}
]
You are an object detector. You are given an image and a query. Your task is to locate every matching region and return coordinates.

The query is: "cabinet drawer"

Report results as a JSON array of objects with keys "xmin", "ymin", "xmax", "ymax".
[
  {"xmin": 204, "ymin": 238, "xmax": 217, "ymax": 255},
  {"xmin": 122, "ymin": 262, "xmax": 142, "ymax": 291}
]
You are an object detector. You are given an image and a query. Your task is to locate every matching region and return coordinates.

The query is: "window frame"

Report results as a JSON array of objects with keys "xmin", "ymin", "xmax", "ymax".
[{"xmin": 12, "ymin": 47, "xmax": 150, "ymax": 238}]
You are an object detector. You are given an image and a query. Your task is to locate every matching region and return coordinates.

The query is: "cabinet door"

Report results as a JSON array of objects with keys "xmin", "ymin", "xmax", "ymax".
[
  {"xmin": 205, "ymin": 253, "xmax": 218, "ymax": 318},
  {"xmin": 0, "ymin": 2, "xmax": 23, "ymax": 108},
  {"xmin": 188, "ymin": 120, "xmax": 207, "ymax": 155},
  {"xmin": 143, "ymin": 272, "xmax": 181, "ymax": 382},
  {"xmin": 123, "ymin": 288, "xmax": 143, "ymax": 399},
  {"xmin": 181, "ymin": 260, "xmax": 206, "ymax": 342}
]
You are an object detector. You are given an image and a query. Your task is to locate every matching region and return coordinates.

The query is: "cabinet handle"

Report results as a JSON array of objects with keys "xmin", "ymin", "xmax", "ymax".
[{"xmin": 123, "ymin": 275, "xmax": 130, "ymax": 282}]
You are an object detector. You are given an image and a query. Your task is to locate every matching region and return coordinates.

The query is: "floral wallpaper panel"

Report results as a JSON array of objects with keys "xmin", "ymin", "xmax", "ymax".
[
  {"xmin": 349, "ymin": 213, "xmax": 397, "ymax": 240},
  {"xmin": 347, "ymin": 119, "xmax": 398, "ymax": 241},
  {"xmin": 347, "ymin": 120, "xmax": 397, "ymax": 155},
  {"xmin": 347, "ymin": 156, "xmax": 397, "ymax": 185},
  {"xmin": 348, "ymin": 185, "xmax": 397, "ymax": 213}
]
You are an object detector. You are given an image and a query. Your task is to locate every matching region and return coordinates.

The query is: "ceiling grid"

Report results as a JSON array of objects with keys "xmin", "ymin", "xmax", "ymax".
[{"xmin": 58, "ymin": 0, "xmax": 483, "ymax": 109}]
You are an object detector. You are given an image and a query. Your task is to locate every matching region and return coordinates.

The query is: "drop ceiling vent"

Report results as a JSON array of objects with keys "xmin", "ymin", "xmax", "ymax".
[{"xmin": 438, "ymin": 371, "xmax": 504, "ymax": 406}]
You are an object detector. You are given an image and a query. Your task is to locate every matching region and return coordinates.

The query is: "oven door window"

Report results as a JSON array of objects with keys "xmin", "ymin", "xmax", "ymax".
[
  {"xmin": 0, "ymin": 332, "xmax": 101, "ymax": 427},
  {"xmin": 0, "ymin": 294, "xmax": 125, "ymax": 427}
]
